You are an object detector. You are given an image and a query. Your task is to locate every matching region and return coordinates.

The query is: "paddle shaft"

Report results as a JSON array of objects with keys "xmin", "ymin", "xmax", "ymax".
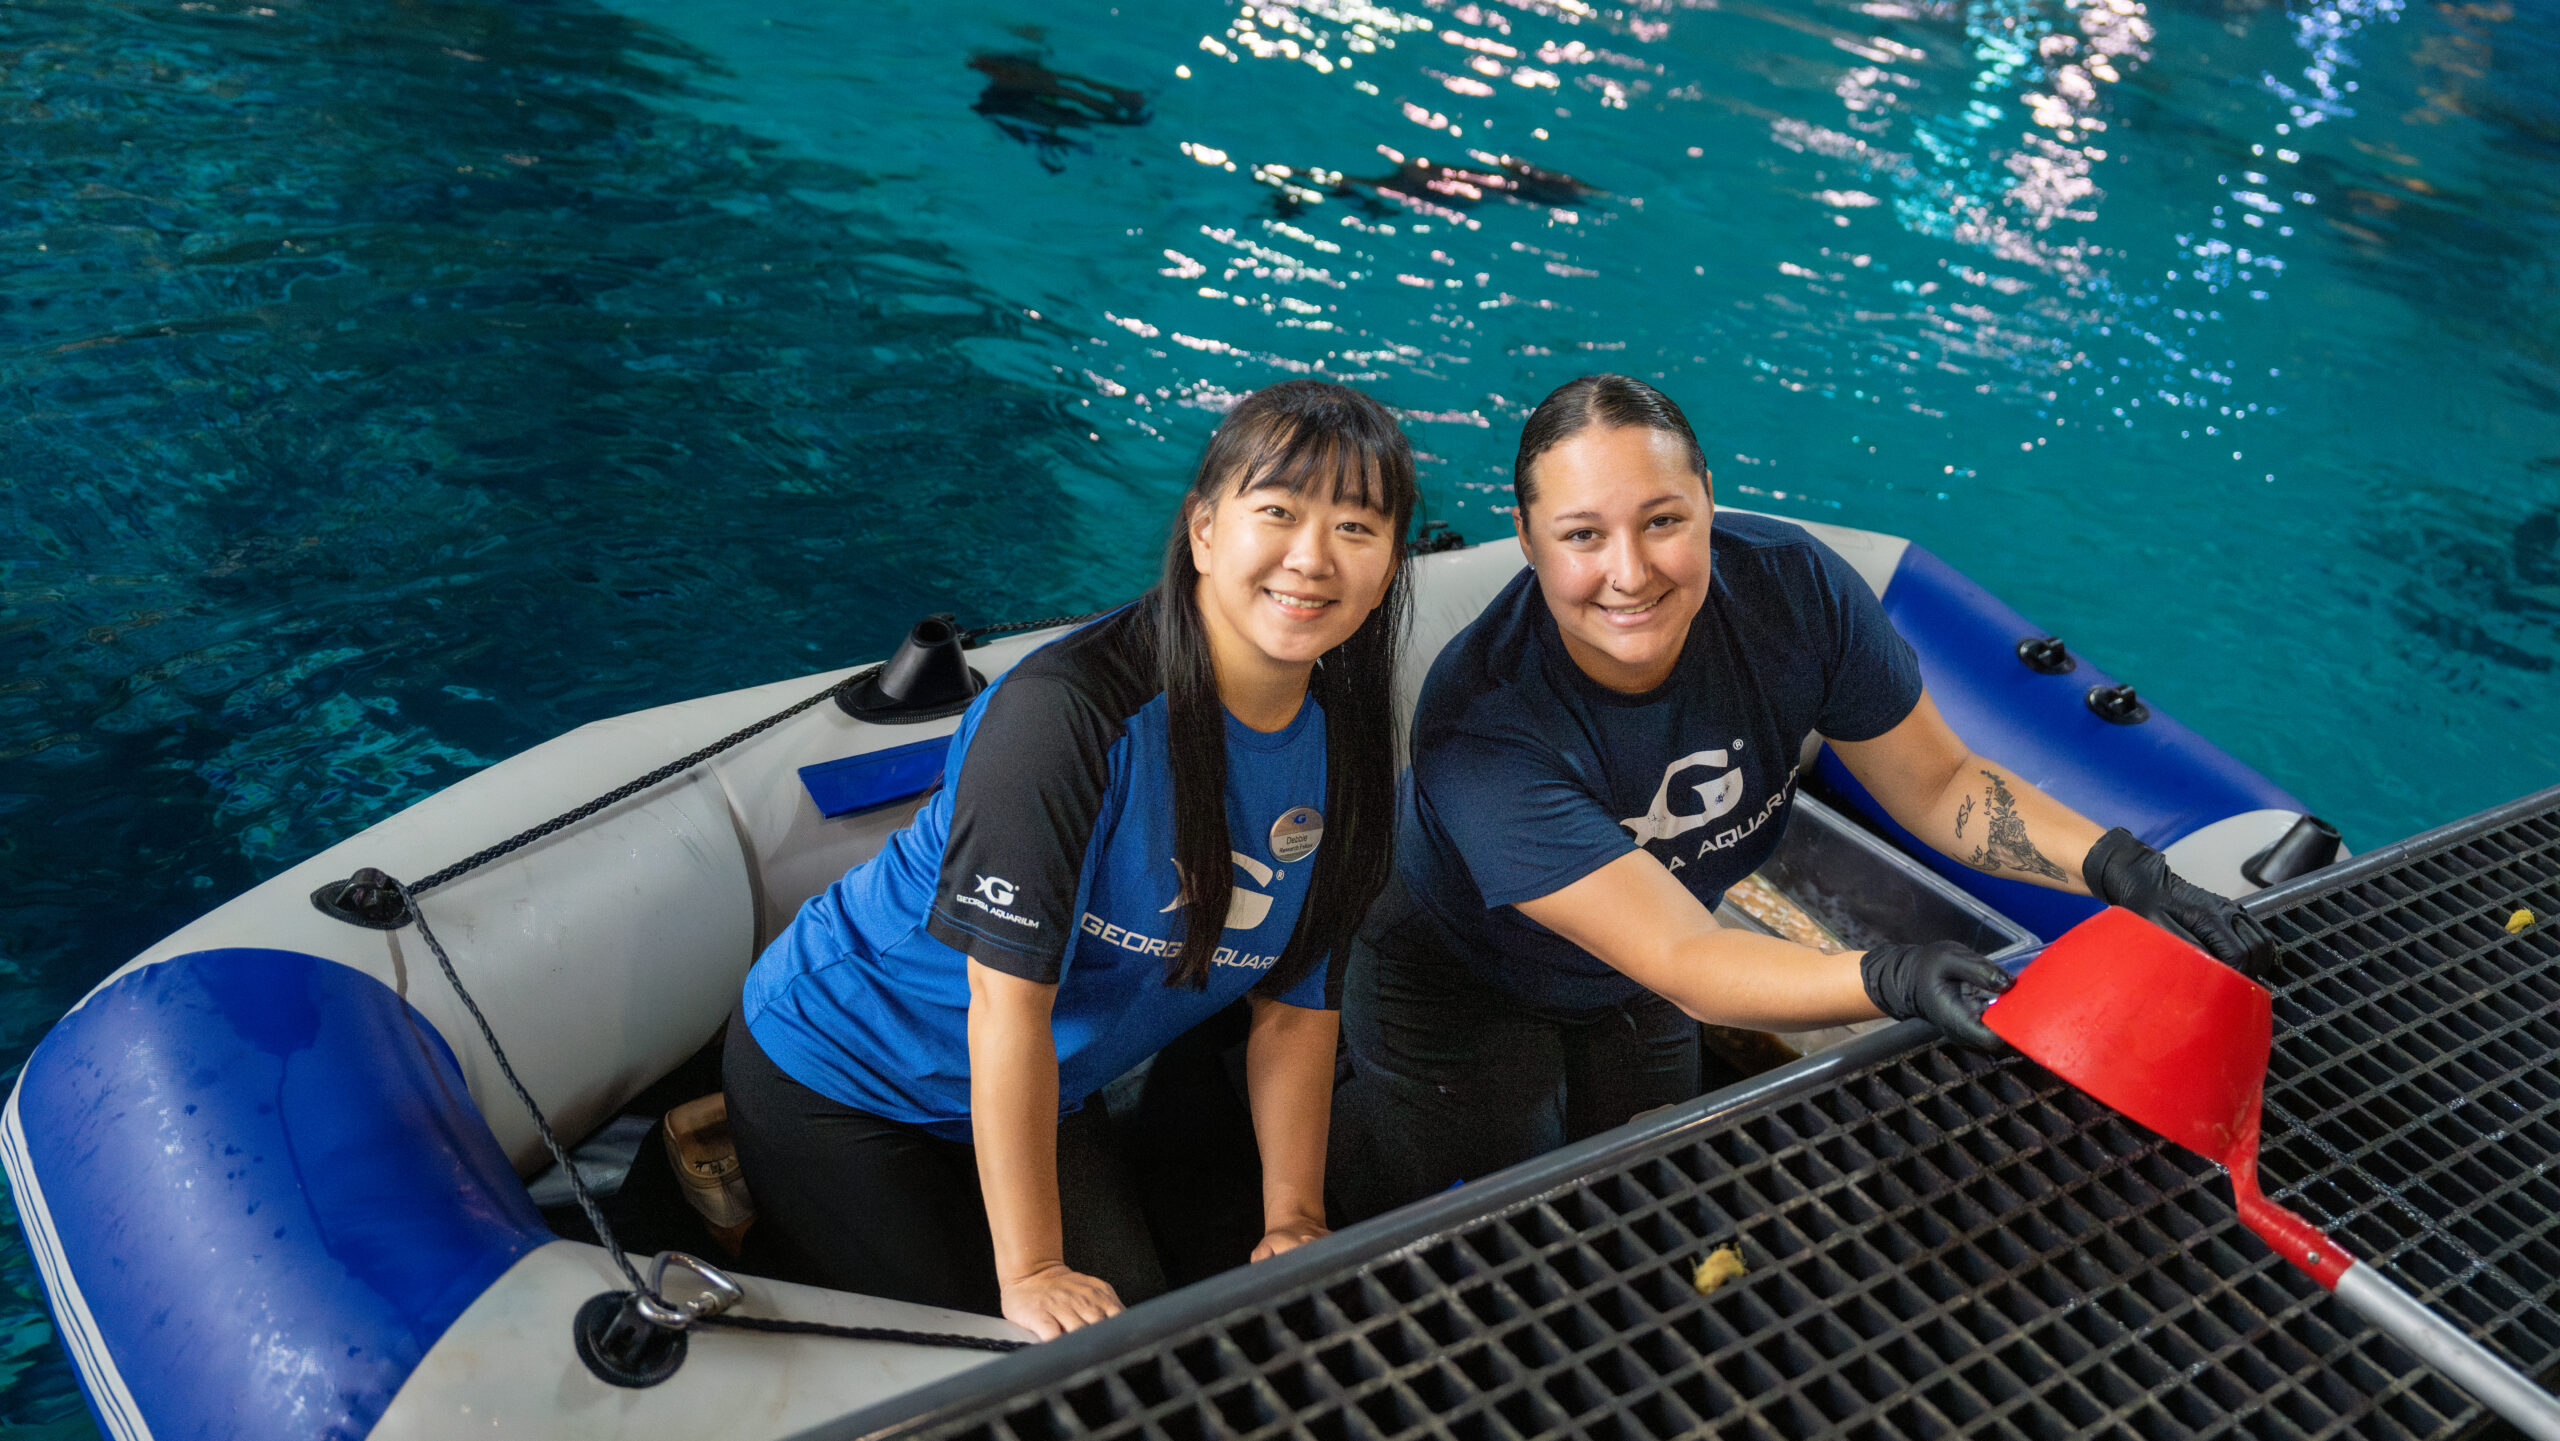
[
  {"xmin": 2333, "ymin": 1264, "xmax": 2560, "ymax": 1441},
  {"xmin": 2232, "ymin": 1079, "xmax": 2560, "ymax": 1435}
]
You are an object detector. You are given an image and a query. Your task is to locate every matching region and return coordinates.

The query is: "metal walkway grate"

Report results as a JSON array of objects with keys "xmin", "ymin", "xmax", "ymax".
[{"xmin": 815, "ymin": 785, "xmax": 2560, "ymax": 1441}]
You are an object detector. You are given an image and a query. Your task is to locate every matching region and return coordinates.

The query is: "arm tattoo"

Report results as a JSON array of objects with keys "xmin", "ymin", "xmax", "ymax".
[
  {"xmin": 1964, "ymin": 770, "xmax": 2067, "ymax": 881},
  {"xmin": 1954, "ymin": 795, "xmax": 1973, "ymax": 838}
]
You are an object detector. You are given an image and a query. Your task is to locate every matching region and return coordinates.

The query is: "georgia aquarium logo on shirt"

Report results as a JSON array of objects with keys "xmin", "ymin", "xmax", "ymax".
[
  {"xmin": 954, "ymin": 872, "xmax": 1039, "ymax": 929},
  {"xmin": 1154, "ymin": 851, "xmax": 1279, "ymax": 930},
  {"xmin": 1223, "ymin": 853, "xmax": 1278, "ymax": 931},
  {"xmin": 1620, "ymin": 741, "xmax": 1798, "ymax": 868},
  {"xmin": 1082, "ymin": 851, "xmax": 1287, "ymax": 971},
  {"xmin": 1621, "ymin": 749, "xmax": 1745, "ymax": 844}
]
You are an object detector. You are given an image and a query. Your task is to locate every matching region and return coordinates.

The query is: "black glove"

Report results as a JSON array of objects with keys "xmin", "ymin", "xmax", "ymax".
[
  {"xmin": 1861, "ymin": 941, "xmax": 2014, "ymax": 1054},
  {"xmin": 2082, "ymin": 827, "xmax": 2279, "ymax": 982}
]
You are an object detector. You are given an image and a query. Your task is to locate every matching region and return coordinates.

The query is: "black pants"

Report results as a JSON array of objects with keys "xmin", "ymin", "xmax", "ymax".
[
  {"xmin": 1331, "ymin": 877, "xmax": 1705, "ymax": 1222},
  {"xmin": 722, "ymin": 1010, "xmax": 1167, "ymax": 1317}
]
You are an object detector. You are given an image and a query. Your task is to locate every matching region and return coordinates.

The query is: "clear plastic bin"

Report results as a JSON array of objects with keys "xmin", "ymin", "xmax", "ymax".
[
  {"xmin": 1723, "ymin": 790, "xmax": 2038, "ymax": 962},
  {"xmin": 1711, "ymin": 791, "xmax": 2036, "ymax": 1063}
]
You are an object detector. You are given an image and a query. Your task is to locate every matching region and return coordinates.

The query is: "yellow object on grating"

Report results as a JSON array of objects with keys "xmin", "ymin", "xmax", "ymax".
[
  {"xmin": 1693, "ymin": 1245, "xmax": 1748, "ymax": 1295},
  {"xmin": 2510, "ymin": 909, "xmax": 2538, "ymax": 934}
]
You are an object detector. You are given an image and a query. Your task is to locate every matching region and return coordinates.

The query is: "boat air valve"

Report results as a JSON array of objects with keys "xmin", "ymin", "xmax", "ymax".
[
  {"xmin": 574, "ymin": 1251, "xmax": 743, "ymax": 1388},
  {"xmin": 2085, "ymin": 684, "xmax": 2150, "ymax": 725},
  {"xmin": 2243, "ymin": 814, "xmax": 2343, "ymax": 887},
  {"xmin": 309, "ymin": 866, "xmax": 412, "ymax": 929},
  {"xmin": 837, "ymin": 613, "xmax": 988, "ymax": 724},
  {"xmin": 2015, "ymin": 635, "xmax": 2077, "ymax": 674}
]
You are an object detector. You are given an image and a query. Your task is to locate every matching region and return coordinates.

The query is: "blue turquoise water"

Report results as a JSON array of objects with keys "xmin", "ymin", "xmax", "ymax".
[{"xmin": 1, "ymin": 0, "xmax": 2553, "ymax": 1428}]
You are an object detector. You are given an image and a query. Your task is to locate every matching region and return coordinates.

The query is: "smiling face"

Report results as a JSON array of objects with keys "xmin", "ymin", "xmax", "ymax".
[
  {"xmin": 1189, "ymin": 471, "xmax": 1399, "ymax": 709},
  {"xmin": 1515, "ymin": 423, "xmax": 1713, "ymax": 694}
]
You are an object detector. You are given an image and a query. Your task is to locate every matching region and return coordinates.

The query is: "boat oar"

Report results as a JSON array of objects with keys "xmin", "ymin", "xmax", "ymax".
[{"xmin": 1984, "ymin": 907, "xmax": 2560, "ymax": 1440}]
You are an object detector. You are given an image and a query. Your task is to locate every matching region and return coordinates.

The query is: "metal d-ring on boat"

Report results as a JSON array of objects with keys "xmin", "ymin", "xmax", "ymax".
[{"xmin": 2, "ymin": 517, "xmax": 2340, "ymax": 1441}]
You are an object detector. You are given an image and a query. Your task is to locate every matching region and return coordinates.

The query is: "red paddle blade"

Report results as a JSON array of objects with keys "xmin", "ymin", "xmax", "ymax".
[
  {"xmin": 1985, "ymin": 908, "xmax": 2350, "ymax": 1287},
  {"xmin": 1985, "ymin": 907, "xmax": 2272, "ymax": 1170}
]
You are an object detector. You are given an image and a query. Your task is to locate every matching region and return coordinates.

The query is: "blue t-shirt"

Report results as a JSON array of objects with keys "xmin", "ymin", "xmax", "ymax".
[
  {"xmin": 743, "ymin": 605, "xmax": 1335, "ymax": 1141},
  {"xmin": 1398, "ymin": 512, "xmax": 1923, "ymax": 1008}
]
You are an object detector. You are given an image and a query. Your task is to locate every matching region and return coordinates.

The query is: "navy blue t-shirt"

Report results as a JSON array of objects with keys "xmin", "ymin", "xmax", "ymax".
[
  {"xmin": 743, "ymin": 605, "xmax": 1336, "ymax": 1141},
  {"xmin": 1398, "ymin": 512, "xmax": 1923, "ymax": 1008}
]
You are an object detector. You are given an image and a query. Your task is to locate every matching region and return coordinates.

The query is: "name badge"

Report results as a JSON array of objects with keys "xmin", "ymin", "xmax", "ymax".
[{"xmin": 1270, "ymin": 807, "xmax": 1323, "ymax": 863}]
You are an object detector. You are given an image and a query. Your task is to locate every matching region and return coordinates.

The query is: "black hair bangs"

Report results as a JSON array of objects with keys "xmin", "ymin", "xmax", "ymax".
[
  {"xmin": 1225, "ymin": 418, "xmax": 1413, "ymax": 529},
  {"xmin": 1231, "ymin": 432, "xmax": 1382, "ymax": 513}
]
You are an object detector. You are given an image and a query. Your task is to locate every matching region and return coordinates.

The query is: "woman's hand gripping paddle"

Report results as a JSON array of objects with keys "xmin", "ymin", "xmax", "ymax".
[{"xmin": 1986, "ymin": 908, "xmax": 2560, "ymax": 1440}]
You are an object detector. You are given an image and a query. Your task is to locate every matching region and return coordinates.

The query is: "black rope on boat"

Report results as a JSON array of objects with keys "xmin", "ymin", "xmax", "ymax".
[
  {"xmin": 958, "ymin": 613, "xmax": 1097, "ymax": 646},
  {"xmin": 701, "ymin": 1313, "xmax": 1027, "ymax": 1353},
  {"xmin": 401, "ymin": 878, "xmax": 1034, "ymax": 1366},
  {"xmin": 405, "ymin": 666, "xmax": 881, "ymax": 900},
  {"xmin": 396, "ymin": 879, "xmax": 650, "ymax": 1293},
  {"xmin": 310, "ymin": 612, "xmax": 1098, "ymax": 1375},
  {"xmin": 316, "ymin": 612, "xmax": 1095, "ymax": 919}
]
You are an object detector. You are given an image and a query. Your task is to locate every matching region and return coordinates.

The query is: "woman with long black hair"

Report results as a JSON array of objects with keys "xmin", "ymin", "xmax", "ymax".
[{"xmin": 725, "ymin": 380, "xmax": 1415, "ymax": 1339}]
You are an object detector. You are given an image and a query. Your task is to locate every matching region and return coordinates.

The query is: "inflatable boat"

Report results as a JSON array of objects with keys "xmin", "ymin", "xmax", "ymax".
[{"xmin": 2, "ymin": 515, "xmax": 2342, "ymax": 1441}]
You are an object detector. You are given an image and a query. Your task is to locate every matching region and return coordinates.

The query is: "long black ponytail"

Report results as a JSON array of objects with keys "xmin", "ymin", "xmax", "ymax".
[{"xmin": 1153, "ymin": 380, "xmax": 1418, "ymax": 991}]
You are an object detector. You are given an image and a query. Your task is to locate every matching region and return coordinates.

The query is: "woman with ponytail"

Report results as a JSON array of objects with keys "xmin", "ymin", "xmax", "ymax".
[
  {"xmin": 725, "ymin": 380, "xmax": 1415, "ymax": 1339},
  {"xmin": 1334, "ymin": 373, "xmax": 2274, "ymax": 1219}
]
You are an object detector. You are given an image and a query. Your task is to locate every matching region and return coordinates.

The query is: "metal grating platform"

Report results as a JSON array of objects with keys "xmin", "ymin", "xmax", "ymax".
[{"xmin": 812, "ymin": 784, "xmax": 2560, "ymax": 1441}]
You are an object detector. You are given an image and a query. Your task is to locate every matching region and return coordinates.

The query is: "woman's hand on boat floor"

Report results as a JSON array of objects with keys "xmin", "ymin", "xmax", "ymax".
[
  {"xmin": 1000, "ymin": 1263, "xmax": 1124, "ymax": 1341},
  {"xmin": 1251, "ymin": 1218, "xmax": 1331, "ymax": 1263}
]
